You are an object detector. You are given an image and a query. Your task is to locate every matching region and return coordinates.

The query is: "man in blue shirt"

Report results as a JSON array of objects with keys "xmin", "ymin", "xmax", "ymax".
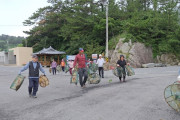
[{"xmin": 19, "ymin": 54, "xmax": 46, "ymax": 98}]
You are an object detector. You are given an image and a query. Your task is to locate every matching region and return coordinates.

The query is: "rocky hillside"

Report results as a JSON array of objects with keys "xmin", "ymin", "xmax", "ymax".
[{"xmin": 107, "ymin": 38, "xmax": 180, "ymax": 68}]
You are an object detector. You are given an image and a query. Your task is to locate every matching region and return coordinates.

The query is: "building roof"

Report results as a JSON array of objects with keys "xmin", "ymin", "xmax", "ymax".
[{"xmin": 34, "ymin": 46, "xmax": 66, "ymax": 55}]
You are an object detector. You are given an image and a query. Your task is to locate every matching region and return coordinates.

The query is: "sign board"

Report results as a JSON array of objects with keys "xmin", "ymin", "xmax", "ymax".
[
  {"xmin": 92, "ymin": 54, "xmax": 98, "ymax": 60},
  {"xmin": 105, "ymin": 57, "xmax": 109, "ymax": 62},
  {"xmin": 66, "ymin": 55, "xmax": 76, "ymax": 60}
]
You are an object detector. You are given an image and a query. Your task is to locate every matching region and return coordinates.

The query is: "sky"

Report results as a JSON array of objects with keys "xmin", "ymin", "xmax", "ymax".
[{"xmin": 0, "ymin": 0, "xmax": 50, "ymax": 37}]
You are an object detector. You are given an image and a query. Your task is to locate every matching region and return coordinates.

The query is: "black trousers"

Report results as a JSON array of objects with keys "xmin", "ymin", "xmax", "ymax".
[
  {"xmin": 98, "ymin": 67, "xmax": 104, "ymax": 78},
  {"xmin": 29, "ymin": 78, "xmax": 39, "ymax": 96},
  {"xmin": 52, "ymin": 67, "xmax": 56, "ymax": 75},
  {"xmin": 119, "ymin": 67, "xmax": 126, "ymax": 81},
  {"xmin": 62, "ymin": 66, "xmax": 65, "ymax": 72},
  {"xmin": 78, "ymin": 68, "xmax": 88, "ymax": 87}
]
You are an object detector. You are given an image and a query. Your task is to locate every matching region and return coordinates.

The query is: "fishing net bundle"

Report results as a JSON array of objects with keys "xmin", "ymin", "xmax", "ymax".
[
  {"xmin": 88, "ymin": 63, "xmax": 98, "ymax": 73},
  {"xmin": 164, "ymin": 81, "xmax": 180, "ymax": 112},
  {"xmin": 112, "ymin": 67, "xmax": 123, "ymax": 77},
  {"xmin": 56, "ymin": 65, "xmax": 62, "ymax": 72},
  {"xmin": 125, "ymin": 65, "xmax": 135, "ymax": 76},
  {"xmin": 70, "ymin": 67, "xmax": 79, "ymax": 85},
  {"xmin": 88, "ymin": 73, "xmax": 101, "ymax": 84}
]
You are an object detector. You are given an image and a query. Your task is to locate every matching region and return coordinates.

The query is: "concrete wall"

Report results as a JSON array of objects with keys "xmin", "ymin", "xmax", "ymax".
[
  {"xmin": 0, "ymin": 51, "xmax": 5, "ymax": 64},
  {"xmin": 10, "ymin": 47, "xmax": 33, "ymax": 66},
  {"xmin": 8, "ymin": 51, "xmax": 16, "ymax": 64},
  {"xmin": 4, "ymin": 53, "xmax": 8, "ymax": 65}
]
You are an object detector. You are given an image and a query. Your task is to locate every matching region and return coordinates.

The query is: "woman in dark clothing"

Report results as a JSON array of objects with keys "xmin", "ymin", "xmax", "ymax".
[{"xmin": 117, "ymin": 55, "xmax": 127, "ymax": 82}]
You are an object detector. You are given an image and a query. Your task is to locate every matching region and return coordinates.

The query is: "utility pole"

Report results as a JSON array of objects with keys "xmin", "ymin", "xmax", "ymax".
[
  {"xmin": 105, "ymin": 1, "xmax": 108, "ymax": 58},
  {"xmin": 97, "ymin": 0, "xmax": 109, "ymax": 58},
  {"xmin": 7, "ymin": 41, "xmax": 9, "ymax": 52},
  {"xmin": 26, "ymin": 39, "xmax": 27, "ymax": 47}
]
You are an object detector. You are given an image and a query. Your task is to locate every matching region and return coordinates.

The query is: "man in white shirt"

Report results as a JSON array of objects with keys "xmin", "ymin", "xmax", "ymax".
[{"xmin": 96, "ymin": 54, "xmax": 105, "ymax": 78}]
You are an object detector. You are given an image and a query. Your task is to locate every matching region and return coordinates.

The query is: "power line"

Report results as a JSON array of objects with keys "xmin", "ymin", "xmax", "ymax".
[{"xmin": 0, "ymin": 25, "xmax": 25, "ymax": 26}]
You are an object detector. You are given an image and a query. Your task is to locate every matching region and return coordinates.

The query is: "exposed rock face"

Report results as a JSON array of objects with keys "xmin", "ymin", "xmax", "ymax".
[
  {"xmin": 156, "ymin": 54, "xmax": 179, "ymax": 66},
  {"xmin": 109, "ymin": 38, "xmax": 154, "ymax": 68},
  {"xmin": 154, "ymin": 63, "xmax": 167, "ymax": 67},
  {"xmin": 142, "ymin": 63, "xmax": 155, "ymax": 68}
]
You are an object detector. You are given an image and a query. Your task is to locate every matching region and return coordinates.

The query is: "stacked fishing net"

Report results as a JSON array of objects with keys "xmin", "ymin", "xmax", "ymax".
[
  {"xmin": 49, "ymin": 67, "xmax": 52, "ymax": 73},
  {"xmin": 88, "ymin": 73, "xmax": 101, "ymax": 84},
  {"xmin": 112, "ymin": 67, "xmax": 123, "ymax": 77},
  {"xmin": 87, "ymin": 63, "xmax": 101, "ymax": 84},
  {"xmin": 113, "ymin": 65, "xmax": 135, "ymax": 77},
  {"xmin": 125, "ymin": 65, "xmax": 135, "ymax": 76},
  {"xmin": 56, "ymin": 65, "xmax": 62, "ymax": 73},
  {"xmin": 70, "ymin": 67, "xmax": 78, "ymax": 85},
  {"xmin": 39, "ymin": 75, "xmax": 49, "ymax": 87},
  {"xmin": 65, "ymin": 65, "xmax": 69, "ymax": 73},
  {"xmin": 164, "ymin": 81, "xmax": 180, "ymax": 112},
  {"xmin": 88, "ymin": 63, "xmax": 98, "ymax": 73},
  {"xmin": 10, "ymin": 75, "xmax": 25, "ymax": 91}
]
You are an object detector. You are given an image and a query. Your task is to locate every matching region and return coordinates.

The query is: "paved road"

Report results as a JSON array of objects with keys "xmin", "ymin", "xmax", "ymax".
[{"xmin": 0, "ymin": 65, "xmax": 180, "ymax": 120}]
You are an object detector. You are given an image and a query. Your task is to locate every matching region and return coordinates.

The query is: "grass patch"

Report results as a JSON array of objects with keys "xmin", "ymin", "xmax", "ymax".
[{"xmin": 109, "ymin": 33, "xmax": 127, "ymax": 50}]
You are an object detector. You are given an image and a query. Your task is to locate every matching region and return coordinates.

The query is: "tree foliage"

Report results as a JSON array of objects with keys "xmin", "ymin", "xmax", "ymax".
[
  {"xmin": 23, "ymin": 0, "xmax": 180, "ymax": 58},
  {"xmin": 0, "ymin": 34, "xmax": 25, "ymax": 51}
]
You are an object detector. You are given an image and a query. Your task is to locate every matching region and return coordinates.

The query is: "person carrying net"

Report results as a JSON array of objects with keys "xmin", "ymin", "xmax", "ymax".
[{"xmin": 117, "ymin": 55, "xmax": 127, "ymax": 82}]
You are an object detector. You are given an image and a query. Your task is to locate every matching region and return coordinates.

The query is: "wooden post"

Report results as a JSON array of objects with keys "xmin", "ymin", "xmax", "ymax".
[
  {"xmin": 58, "ymin": 55, "xmax": 60, "ymax": 65},
  {"xmin": 44, "ymin": 55, "xmax": 46, "ymax": 66},
  {"xmin": 40, "ymin": 56, "xmax": 42, "ymax": 62}
]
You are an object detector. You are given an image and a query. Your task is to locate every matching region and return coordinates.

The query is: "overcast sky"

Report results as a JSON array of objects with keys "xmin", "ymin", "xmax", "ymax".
[{"xmin": 0, "ymin": 0, "xmax": 50, "ymax": 37}]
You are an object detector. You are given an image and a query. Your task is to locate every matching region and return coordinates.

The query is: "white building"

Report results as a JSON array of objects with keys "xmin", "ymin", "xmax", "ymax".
[
  {"xmin": 0, "ymin": 47, "xmax": 33, "ymax": 66},
  {"xmin": 0, "ymin": 51, "xmax": 6, "ymax": 65}
]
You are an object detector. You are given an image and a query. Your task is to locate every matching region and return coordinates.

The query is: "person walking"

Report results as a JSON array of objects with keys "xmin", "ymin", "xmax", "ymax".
[
  {"xmin": 68, "ymin": 60, "xmax": 74, "ymax": 75},
  {"xmin": 51, "ymin": 59, "xmax": 57, "ymax": 75},
  {"xmin": 96, "ymin": 54, "xmax": 105, "ymax": 78},
  {"xmin": 61, "ymin": 59, "xmax": 65, "ymax": 72},
  {"xmin": 73, "ymin": 48, "xmax": 88, "ymax": 88},
  {"xmin": 117, "ymin": 55, "xmax": 127, "ymax": 82},
  {"xmin": 18, "ymin": 54, "xmax": 46, "ymax": 98}
]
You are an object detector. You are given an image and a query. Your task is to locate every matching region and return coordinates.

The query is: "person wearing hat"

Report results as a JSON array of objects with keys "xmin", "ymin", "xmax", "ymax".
[
  {"xmin": 73, "ymin": 48, "xmax": 88, "ymax": 88},
  {"xmin": 117, "ymin": 55, "xmax": 127, "ymax": 82},
  {"xmin": 18, "ymin": 54, "xmax": 46, "ymax": 98},
  {"xmin": 96, "ymin": 54, "xmax": 105, "ymax": 78}
]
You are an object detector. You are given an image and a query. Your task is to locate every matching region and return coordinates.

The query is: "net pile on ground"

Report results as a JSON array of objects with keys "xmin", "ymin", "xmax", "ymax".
[
  {"xmin": 125, "ymin": 65, "xmax": 135, "ymax": 76},
  {"xmin": 39, "ymin": 75, "xmax": 49, "ymax": 87},
  {"xmin": 112, "ymin": 67, "xmax": 123, "ymax": 77},
  {"xmin": 10, "ymin": 75, "xmax": 25, "ymax": 91},
  {"xmin": 56, "ymin": 65, "xmax": 62, "ymax": 72},
  {"xmin": 164, "ymin": 81, "xmax": 180, "ymax": 112},
  {"xmin": 70, "ymin": 68, "xmax": 79, "ymax": 85}
]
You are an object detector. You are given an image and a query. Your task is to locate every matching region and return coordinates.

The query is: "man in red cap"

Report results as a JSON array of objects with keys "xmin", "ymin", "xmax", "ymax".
[{"xmin": 73, "ymin": 48, "xmax": 88, "ymax": 88}]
